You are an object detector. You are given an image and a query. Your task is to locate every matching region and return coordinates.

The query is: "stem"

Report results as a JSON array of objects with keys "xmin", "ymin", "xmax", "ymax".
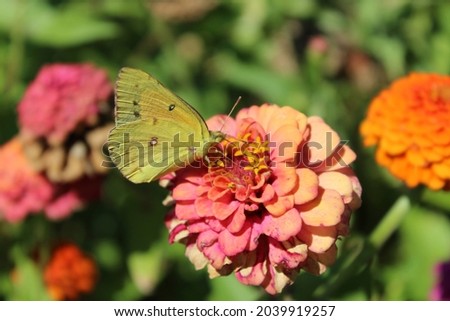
[
  {"xmin": 421, "ymin": 189, "xmax": 450, "ymax": 212},
  {"xmin": 369, "ymin": 195, "xmax": 410, "ymax": 249}
]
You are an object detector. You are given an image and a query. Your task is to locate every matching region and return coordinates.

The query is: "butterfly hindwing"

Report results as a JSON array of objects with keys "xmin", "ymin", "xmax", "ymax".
[{"xmin": 108, "ymin": 120, "xmax": 200, "ymax": 183}]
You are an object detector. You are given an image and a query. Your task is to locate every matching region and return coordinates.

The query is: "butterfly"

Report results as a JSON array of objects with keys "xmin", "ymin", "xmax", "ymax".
[{"xmin": 107, "ymin": 67, "xmax": 225, "ymax": 183}]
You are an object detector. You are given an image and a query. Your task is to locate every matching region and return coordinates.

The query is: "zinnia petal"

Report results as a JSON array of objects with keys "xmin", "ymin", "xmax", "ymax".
[
  {"xmin": 271, "ymin": 167, "xmax": 298, "ymax": 196},
  {"xmin": 306, "ymin": 117, "xmax": 341, "ymax": 165},
  {"xmin": 293, "ymin": 168, "xmax": 319, "ymax": 205},
  {"xmin": 299, "ymin": 189, "xmax": 345, "ymax": 226},
  {"xmin": 261, "ymin": 208, "xmax": 302, "ymax": 241},
  {"xmin": 298, "ymin": 224, "xmax": 338, "ymax": 253},
  {"xmin": 218, "ymin": 222, "xmax": 252, "ymax": 256},
  {"xmin": 264, "ymin": 194, "xmax": 294, "ymax": 217}
]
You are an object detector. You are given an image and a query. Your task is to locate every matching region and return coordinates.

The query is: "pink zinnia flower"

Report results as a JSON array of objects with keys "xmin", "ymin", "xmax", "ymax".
[
  {"xmin": 18, "ymin": 63, "xmax": 112, "ymax": 145},
  {"xmin": 0, "ymin": 138, "xmax": 102, "ymax": 223},
  {"xmin": 163, "ymin": 104, "xmax": 362, "ymax": 294}
]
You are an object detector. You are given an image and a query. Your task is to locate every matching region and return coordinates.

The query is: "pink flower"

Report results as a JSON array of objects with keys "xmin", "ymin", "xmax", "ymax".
[
  {"xmin": 45, "ymin": 176, "xmax": 103, "ymax": 220},
  {"xmin": 18, "ymin": 63, "xmax": 112, "ymax": 145},
  {"xmin": 0, "ymin": 138, "xmax": 102, "ymax": 223},
  {"xmin": 163, "ymin": 104, "xmax": 362, "ymax": 294},
  {"xmin": 0, "ymin": 138, "xmax": 53, "ymax": 222},
  {"xmin": 430, "ymin": 261, "xmax": 450, "ymax": 301}
]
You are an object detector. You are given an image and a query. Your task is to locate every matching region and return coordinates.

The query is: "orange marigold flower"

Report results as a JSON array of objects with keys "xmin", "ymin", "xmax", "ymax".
[
  {"xmin": 360, "ymin": 73, "xmax": 450, "ymax": 190},
  {"xmin": 44, "ymin": 243, "xmax": 97, "ymax": 300},
  {"xmin": 163, "ymin": 104, "xmax": 362, "ymax": 294}
]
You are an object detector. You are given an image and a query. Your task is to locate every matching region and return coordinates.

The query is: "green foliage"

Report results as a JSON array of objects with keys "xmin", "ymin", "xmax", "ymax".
[{"xmin": 1, "ymin": 0, "xmax": 450, "ymax": 301}]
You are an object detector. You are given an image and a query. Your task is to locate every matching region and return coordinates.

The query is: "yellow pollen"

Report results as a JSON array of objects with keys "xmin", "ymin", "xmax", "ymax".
[
  {"xmin": 254, "ymin": 163, "xmax": 268, "ymax": 175},
  {"xmin": 242, "ymin": 133, "xmax": 252, "ymax": 141}
]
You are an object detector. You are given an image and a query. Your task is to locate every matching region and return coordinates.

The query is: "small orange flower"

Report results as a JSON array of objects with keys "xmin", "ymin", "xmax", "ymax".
[
  {"xmin": 360, "ymin": 73, "xmax": 450, "ymax": 190},
  {"xmin": 44, "ymin": 244, "xmax": 97, "ymax": 300}
]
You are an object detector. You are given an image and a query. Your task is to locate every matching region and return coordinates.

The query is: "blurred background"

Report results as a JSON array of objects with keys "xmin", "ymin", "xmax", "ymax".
[{"xmin": 1, "ymin": 0, "xmax": 450, "ymax": 300}]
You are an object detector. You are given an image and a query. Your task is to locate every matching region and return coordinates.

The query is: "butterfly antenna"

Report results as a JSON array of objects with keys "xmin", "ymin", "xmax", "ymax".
[{"xmin": 219, "ymin": 96, "xmax": 241, "ymax": 133}]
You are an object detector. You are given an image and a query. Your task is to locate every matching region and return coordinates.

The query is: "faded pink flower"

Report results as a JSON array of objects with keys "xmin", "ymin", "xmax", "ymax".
[
  {"xmin": 163, "ymin": 104, "xmax": 362, "ymax": 294},
  {"xmin": 0, "ymin": 138, "xmax": 101, "ymax": 223},
  {"xmin": 0, "ymin": 138, "xmax": 53, "ymax": 222},
  {"xmin": 18, "ymin": 63, "xmax": 112, "ymax": 145}
]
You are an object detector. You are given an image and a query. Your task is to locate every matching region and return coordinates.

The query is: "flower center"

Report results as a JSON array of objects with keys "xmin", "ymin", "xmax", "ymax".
[{"xmin": 206, "ymin": 133, "xmax": 271, "ymax": 188}]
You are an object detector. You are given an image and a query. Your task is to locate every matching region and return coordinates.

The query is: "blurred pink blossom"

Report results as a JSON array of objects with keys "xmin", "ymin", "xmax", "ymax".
[
  {"xmin": 431, "ymin": 261, "xmax": 450, "ymax": 301},
  {"xmin": 18, "ymin": 63, "xmax": 112, "ymax": 145}
]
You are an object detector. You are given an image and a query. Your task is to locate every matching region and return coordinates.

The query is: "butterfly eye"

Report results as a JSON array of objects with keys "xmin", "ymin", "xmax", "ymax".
[
  {"xmin": 168, "ymin": 104, "xmax": 175, "ymax": 111},
  {"xmin": 149, "ymin": 137, "xmax": 158, "ymax": 146}
]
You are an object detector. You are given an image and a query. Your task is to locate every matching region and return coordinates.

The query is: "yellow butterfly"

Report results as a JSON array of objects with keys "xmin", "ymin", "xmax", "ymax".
[{"xmin": 107, "ymin": 67, "xmax": 225, "ymax": 183}]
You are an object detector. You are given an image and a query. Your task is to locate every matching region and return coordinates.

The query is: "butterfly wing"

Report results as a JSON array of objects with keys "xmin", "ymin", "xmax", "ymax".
[
  {"xmin": 108, "ymin": 67, "xmax": 211, "ymax": 183},
  {"xmin": 108, "ymin": 121, "xmax": 197, "ymax": 183},
  {"xmin": 115, "ymin": 68, "xmax": 209, "ymax": 132}
]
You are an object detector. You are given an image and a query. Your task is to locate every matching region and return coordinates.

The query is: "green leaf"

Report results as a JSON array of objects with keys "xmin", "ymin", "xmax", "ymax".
[
  {"xmin": 368, "ymin": 36, "xmax": 405, "ymax": 78},
  {"xmin": 127, "ymin": 242, "xmax": 166, "ymax": 296},
  {"xmin": 29, "ymin": 8, "xmax": 120, "ymax": 47},
  {"xmin": 213, "ymin": 52, "xmax": 304, "ymax": 107},
  {"xmin": 0, "ymin": 0, "xmax": 120, "ymax": 47},
  {"xmin": 9, "ymin": 249, "xmax": 50, "ymax": 300},
  {"xmin": 422, "ymin": 189, "xmax": 450, "ymax": 212},
  {"xmin": 208, "ymin": 275, "xmax": 261, "ymax": 300},
  {"xmin": 384, "ymin": 206, "xmax": 450, "ymax": 300}
]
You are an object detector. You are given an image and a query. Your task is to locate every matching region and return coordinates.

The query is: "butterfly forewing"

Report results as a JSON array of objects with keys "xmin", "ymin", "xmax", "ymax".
[
  {"xmin": 115, "ymin": 68, "xmax": 207, "ymax": 131},
  {"xmin": 109, "ymin": 67, "xmax": 215, "ymax": 183}
]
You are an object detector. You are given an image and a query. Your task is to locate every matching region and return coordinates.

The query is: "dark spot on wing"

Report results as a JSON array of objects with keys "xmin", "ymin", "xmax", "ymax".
[
  {"xmin": 169, "ymin": 103, "xmax": 175, "ymax": 111},
  {"xmin": 149, "ymin": 137, "xmax": 158, "ymax": 147},
  {"xmin": 133, "ymin": 100, "xmax": 139, "ymax": 106},
  {"xmin": 134, "ymin": 110, "xmax": 140, "ymax": 118}
]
